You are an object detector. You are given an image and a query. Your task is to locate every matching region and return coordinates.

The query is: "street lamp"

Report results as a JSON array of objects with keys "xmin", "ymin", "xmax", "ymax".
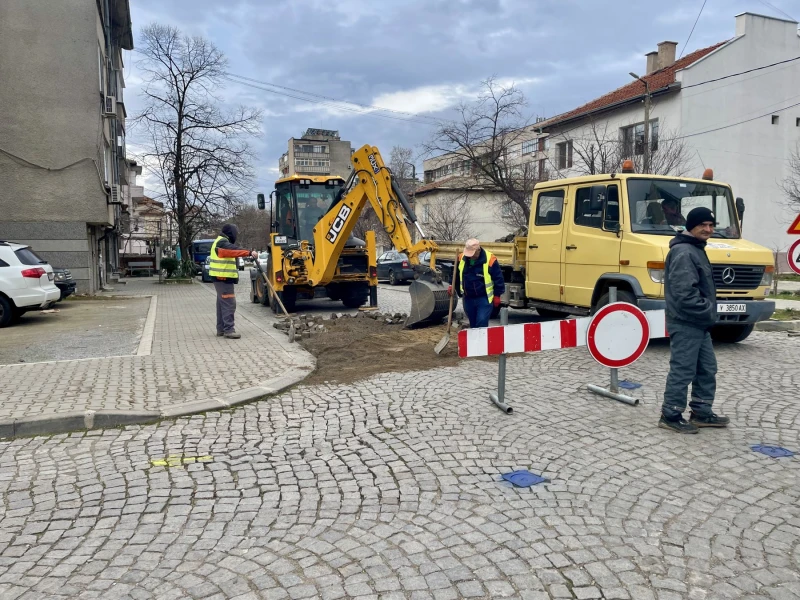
[{"xmin": 629, "ymin": 72, "xmax": 651, "ymax": 173}]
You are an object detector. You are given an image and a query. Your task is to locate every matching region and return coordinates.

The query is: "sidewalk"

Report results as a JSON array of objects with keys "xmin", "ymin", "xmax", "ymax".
[{"xmin": 0, "ymin": 277, "xmax": 314, "ymax": 438}]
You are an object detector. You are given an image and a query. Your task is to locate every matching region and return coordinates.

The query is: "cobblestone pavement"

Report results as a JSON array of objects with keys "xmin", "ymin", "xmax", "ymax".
[
  {"xmin": 1, "ymin": 328, "xmax": 798, "ymax": 599},
  {"xmin": 0, "ymin": 278, "xmax": 312, "ymax": 421}
]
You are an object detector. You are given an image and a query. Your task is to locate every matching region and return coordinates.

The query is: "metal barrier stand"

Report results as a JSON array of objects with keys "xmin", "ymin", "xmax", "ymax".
[
  {"xmin": 586, "ymin": 286, "xmax": 639, "ymax": 406},
  {"xmin": 490, "ymin": 307, "xmax": 513, "ymax": 414}
]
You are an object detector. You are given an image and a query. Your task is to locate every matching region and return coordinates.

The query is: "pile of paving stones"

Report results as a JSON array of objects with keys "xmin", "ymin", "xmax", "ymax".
[{"xmin": 272, "ymin": 310, "xmax": 410, "ymax": 339}]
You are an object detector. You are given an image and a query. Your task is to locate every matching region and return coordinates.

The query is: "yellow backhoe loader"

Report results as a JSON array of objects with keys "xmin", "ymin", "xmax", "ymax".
[{"xmin": 249, "ymin": 144, "xmax": 451, "ymax": 327}]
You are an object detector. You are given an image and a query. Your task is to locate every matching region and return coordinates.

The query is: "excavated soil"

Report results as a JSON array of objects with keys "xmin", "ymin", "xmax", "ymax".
[{"xmin": 298, "ymin": 316, "xmax": 494, "ymax": 385}]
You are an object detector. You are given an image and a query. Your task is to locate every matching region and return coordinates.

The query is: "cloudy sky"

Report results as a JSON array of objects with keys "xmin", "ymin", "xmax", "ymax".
[{"xmin": 123, "ymin": 0, "xmax": 799, "ymax": 197}]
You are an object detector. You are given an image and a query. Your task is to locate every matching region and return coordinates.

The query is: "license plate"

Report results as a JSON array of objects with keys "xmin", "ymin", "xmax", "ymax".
[{"xmin": 717, "ymin": 303, "xmax": 746, "ymax": 313}]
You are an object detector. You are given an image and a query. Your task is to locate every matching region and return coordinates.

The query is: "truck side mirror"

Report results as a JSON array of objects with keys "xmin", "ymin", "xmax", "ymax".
[
  {"xmin": 735, "ymin": 197, "xmax": 745, "ymax": 221},
  {"xmin": 257, "ymin": 193, "xmax": 265, "ymax": 210},
  {"xmin": 589, "ymin": 185, "xmax": 606, "ymax": 211}
]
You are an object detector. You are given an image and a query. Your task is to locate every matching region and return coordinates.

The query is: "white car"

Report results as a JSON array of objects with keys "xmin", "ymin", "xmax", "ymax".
[{"xmin": 0, "ymin": 241, "xmax": 60, "ymax": 327}]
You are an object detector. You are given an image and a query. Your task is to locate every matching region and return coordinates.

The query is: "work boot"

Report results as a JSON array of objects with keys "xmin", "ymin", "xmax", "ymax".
[
  {"xmin": 690, "ymin": 412, "xmax": 730, "ymax": 428},
  {"xmin": 658, "ymin": 415, "xmax": 699, "ymax": 434},
  {"xmin": 224, "ymin": 331, "xmax": 241, "ymax": 339},
  {"xmin": 216, "ymin": 331, "xmax": 223, "ymax": 337}
]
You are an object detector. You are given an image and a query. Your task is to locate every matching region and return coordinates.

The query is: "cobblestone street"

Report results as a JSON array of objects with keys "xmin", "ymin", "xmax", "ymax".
[{"xmin": 1, "ymin": 324, "xmax": 798, "ymax": 599}]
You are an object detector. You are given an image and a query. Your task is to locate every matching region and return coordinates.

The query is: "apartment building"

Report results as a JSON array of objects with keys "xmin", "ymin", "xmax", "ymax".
[
  {"xmin": 0, "ymin": 0, "xmax": 134, "ymax": 294},
  {"xmin": 277, "ymin": 128, "xmax": 354, "ymax": 178}
]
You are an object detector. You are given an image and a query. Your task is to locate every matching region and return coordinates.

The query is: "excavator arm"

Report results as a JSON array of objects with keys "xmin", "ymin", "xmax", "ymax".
[{"xmin": 307, "ymin": 144, "xmax": 439, "ymax": 287}]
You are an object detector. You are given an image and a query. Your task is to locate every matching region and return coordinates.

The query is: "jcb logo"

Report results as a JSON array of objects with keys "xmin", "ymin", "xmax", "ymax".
[
  {"xmin": 326, "ymin": 204, "xmax": 352, "ymax": 243},
  {"xmin": 368, "ymin": 154, "xmax": 380, "ymax": 174}
]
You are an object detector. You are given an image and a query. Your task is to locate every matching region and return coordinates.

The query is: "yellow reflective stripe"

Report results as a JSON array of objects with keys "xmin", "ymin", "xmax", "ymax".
[{"xmin": 458, "ymin": 250, "xmax": 494, "ymax": 303}]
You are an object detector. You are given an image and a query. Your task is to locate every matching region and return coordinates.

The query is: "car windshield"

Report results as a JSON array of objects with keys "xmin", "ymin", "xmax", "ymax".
[
  {"xmin": 627, "ymin": 178, "xmax": 740, "ymax": 239},
  {"xmin": 259, "ymin": 252, "xmax": 269, "ymax": 261},
  {"xmin": 193, "ymin": 242, "xmax": 213, "ymax": 254}
]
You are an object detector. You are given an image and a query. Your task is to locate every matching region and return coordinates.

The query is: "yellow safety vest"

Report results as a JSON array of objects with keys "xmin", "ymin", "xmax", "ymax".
[
  {"xmin": 208, "ymin": 236, "xmax": 238, "ymax": 279},
  {"xmin": 459, "ymin": 250, "xmax": 496, "ymax": 303}
]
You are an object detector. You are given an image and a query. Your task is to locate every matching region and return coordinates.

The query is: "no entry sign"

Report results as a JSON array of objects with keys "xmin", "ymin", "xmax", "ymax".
[
  {"xmin": 587, "ymin": 302, "xmax": 650, "ymax": 368},
  {"xmin": 789, "ymin": 239, "xmax": 800, "ymax": 276}
]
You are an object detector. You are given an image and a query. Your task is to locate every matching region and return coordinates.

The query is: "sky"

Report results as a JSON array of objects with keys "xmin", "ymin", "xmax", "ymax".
[{"xmin": 122, "ymin": 0, "xmax": 800, "ymax": 199}]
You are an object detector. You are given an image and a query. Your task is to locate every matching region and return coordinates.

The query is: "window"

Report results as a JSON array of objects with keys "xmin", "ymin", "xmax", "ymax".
[
  {"xmin": 772, "ymin": 115, "xmax": 779, "ymax": 125},
  {"xmin": 534, "ymin": 189, "xmax": 565, "ymax": 226},
  {"xmin": 98, "ymin": 45, "xmax": 104, "ymax": 93},
  {"xmin": 573, "ymin": 185, "xmax": 619, "ymax": 230},
  {"xmin": 621, "ymin": 120, "xmax": 658, "ymax": 157},
  {"xmin": 104, "ymin": 144, "xmax": 111, "ymax": 183},
  {"xmin": 14, "ymin": 247, "xmax": 45, "ymax": 266},
  {"xmin": 522, "ymin": 140, "xmax": 536, "ymax": 155},
  {"xmin": 556, "ymin": 141, "xmax": 573, "ymax": 169},
  {"xmin": 501, "ymin": 202, "xmax": 514, "ymax": 218},
  {"xmin": 796, "ymin": 117, "xmax": 800, "ymax": 127},
  {"xmin": 0, "ymin": 258, "xmax": 9, "ymax": 267}
]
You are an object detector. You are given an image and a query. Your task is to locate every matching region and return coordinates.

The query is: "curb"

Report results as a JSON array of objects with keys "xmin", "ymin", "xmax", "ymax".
[
  {"xmin": 0, "ymin": 368, "xmax": 311, "ymax": 441},
  {"xmin": 755, "ymin": 319, "xmax": 800, "ymax": 332}
]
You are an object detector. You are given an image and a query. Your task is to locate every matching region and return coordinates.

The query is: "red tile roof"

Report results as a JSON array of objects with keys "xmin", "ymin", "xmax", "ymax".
[
  {"xmin": 540, "ymin": 41, "xmax": 728, "ymax": 128},
  {"xmin": 414, "ymin": 175, "xmax": 477, "ymax": 195}
]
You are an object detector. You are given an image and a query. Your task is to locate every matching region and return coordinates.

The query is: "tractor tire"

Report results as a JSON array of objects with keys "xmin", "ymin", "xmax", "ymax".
[
  {"xmin": 592, "ymin": 289, "xmax": 637, "ymax": 315},
  {"xmin": 326, "ymin": 283, "xmax": 341, "ymax": 301},
  {"xmin": 279, "ymin": 286, "xmax": 297, "ymax": 313},
  {"xmin": 710, "ymin": 324, "xmax": 754, "ymax": 343},
  {"xmin": 250, "ymin": 280, "xmax": 259, "ymax": 303},
  {"xmin": 256, "ymin": 276, "xmax": 269, "ymax": 306}
]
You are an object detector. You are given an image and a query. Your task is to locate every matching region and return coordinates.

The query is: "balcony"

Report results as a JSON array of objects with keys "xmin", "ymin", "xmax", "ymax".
[{"xmin": 295, "ymin": 165, "xmax": 331, "ymax": 175}]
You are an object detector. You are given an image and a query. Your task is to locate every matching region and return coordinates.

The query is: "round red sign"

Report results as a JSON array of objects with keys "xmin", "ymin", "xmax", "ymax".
[
  {"xmin": 587, "ymin": 302, "xmax": 650, "ymax": 368},
  {"xmin": 788, "ymin": 239, "xmax": 800, "ymax": 276}
]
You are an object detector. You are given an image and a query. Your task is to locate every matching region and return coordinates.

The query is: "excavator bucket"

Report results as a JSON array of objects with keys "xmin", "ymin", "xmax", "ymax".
[{"xmin": 406, "ymin": 278, "xmax": 451, "ymax": 328}]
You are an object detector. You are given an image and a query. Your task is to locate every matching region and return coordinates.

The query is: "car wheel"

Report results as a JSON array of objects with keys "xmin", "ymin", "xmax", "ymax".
[
  {"xmin": 710, "ymin": 324, "xmax": 754, "ymax": 343},
  {"xmin": 592, "ymin": 289, "xmax": 637, "ymax": 314},
  {"xmin": 388, "ymin": 270, "xmax": 398, "ymax": 286},
  {"xmin": 0, "ymin": 296, "xmax": 13, "ymax": 328}
]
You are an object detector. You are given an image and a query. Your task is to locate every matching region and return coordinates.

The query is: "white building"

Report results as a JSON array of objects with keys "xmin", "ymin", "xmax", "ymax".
[{"xmin": 539, "ymin": 12, "xmax": 800, "ymax": 259}]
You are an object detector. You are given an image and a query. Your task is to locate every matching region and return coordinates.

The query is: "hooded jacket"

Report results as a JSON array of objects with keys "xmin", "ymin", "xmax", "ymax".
[
  {"xmin": 664, "ymin": 232, "xmax": 717, "ymax": 328},
  {"xmin": 213, "ymin": 224, "xmax": 250, "ymax": 283}
]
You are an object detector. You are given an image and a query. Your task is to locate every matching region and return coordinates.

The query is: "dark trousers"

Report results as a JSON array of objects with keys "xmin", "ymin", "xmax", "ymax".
[
  {"xmin": 661, "ymin": 321, "xmax": 717, "ymax": 419},
  {"xmin": 463, "ymin": 295, "xmax": 493, "ymax": 328},
  {"xmin": 214, "ymin": 280, "xmax": 236, "ymax": 334}
]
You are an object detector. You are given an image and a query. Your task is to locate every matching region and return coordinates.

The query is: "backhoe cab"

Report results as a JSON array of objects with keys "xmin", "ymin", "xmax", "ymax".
[{"xmin": 251, "ymin": 145, "xmax": 450, "ymax": 327}]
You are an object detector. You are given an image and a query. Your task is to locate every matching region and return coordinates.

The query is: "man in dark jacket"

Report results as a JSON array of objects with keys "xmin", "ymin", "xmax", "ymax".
[
  {"xmin": 208, "ymin": 224, "xmax": 257, "ymax": 339},
  {"xmin": 449, "ymin": 238, "xmax": 505, "ymax": 328},
  {"xmin": 659, "ymin": 207, "xmax": 730, "ymax": 433}
]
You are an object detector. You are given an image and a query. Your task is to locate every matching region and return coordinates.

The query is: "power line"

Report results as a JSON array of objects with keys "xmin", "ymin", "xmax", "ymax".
[
  {"xmin": 678, "ymin": 0, "xmax": 707, "ymax": 60},
  {"xmin": 682, "ymin": 55, "xmax": 800, "ymax": 89},
  {"xmin": 225, "ymin": 72, "xmax": 445, "ymax": 125},
  {"xmin": 671, "ymin": 99, "xmax": 800, "ymax": 140},
  {"xmin": 758, "ymin": 0, "xmax": 797, "ymax": 21}
]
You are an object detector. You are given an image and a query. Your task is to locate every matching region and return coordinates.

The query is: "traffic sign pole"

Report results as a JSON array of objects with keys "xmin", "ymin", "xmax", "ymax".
[
  {"xmin": 586, "ymin": 287, "xmax": 642, "ymax": 406},
  {"xmin": 489, "ymin": 307, "xmax": 513, "ymax": 414}
]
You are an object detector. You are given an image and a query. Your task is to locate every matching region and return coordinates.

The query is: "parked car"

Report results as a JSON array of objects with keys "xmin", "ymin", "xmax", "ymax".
[
  {"xmin": 0, "ymin": 241, "xmax": 60, "ymax": 327},
  {"xmin": 376, "ymin": 251, "xmax": 415, "ymax": 285},
  {"xmin": 201, "ymin": 256, "xmax": 213, "ymax": 283},
  {"xmin": 53, "ymin": 268, "xmax": 76, "ymax": 301}
]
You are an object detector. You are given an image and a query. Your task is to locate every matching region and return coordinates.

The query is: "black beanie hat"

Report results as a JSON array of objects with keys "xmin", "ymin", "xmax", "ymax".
[
  {"xmin": 222, "ymin": 223, "xmax": 238, "ymax": 243},
  {"xmin": 685, "ymin": 207, "xmax": 716, "ymax": 231}
]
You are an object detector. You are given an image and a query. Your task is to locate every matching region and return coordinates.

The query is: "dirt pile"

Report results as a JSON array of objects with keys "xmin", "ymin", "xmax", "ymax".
[{"xmin": 296, "ymin": 313, "xmax": 480, "ymax": 385}]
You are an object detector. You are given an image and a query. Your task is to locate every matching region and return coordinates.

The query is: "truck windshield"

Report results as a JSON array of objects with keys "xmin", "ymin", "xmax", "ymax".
[
  {"xmin": 627, "ymin": 178, "xmax": 740, "ymax": 239},
  {"xmin": 275, "ymin": 182, "xmax": 343, "ymax": 243}
]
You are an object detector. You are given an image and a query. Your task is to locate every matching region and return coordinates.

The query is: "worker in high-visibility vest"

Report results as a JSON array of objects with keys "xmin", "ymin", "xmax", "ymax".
[
  {"xmin": 209, "ymin": 224, "xmax": 257, "ymax": 339},
  {"xmin": 448, "ymin": 238, "xmax": 505, "ymax": 328}
]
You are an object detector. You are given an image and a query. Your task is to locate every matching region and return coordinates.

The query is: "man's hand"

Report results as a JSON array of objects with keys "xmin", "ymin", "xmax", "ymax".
[
  {"xmin": 251, "ymin": 250, "xmax": 259, "ymax": 259},
  {"xmin": 447, "ymin": 285, "xmax": 453, "ymax": 297},
  {"xmin": 493, "ymin": 296, "xmax": 502, "ymax": 307}
]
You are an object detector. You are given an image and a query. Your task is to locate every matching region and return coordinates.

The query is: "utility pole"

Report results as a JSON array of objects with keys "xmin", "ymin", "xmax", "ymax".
[{"xmin": 629, "ymin": 72, "xmax": 651, "ymax": 173}]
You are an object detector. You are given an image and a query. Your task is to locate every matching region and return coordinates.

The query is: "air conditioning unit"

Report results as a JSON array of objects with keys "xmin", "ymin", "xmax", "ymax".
[
  {"xmin": 109, "ymin": 184, "xmax": 121, "ymax": 204},
  {"xmin": 103, "ymin": 95, "xmax": 116, "ymax": 116}
]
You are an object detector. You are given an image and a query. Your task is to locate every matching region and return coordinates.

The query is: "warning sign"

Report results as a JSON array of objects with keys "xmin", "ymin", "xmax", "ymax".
[{"xmin": 788, "ymin": 214, "xmax": 800, "ymax": 235}]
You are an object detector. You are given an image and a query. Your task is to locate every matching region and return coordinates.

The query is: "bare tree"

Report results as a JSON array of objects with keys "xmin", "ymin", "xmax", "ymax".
[
  {"xmin": 230, "ymin": 204, "xmax": 271, "ymax": 250},
  {"xmin": 781, "ymin": 142, "xmax": 800, "ymax": 211},
  {"xmin": 423, "ymin": 77, "xmax": 540, "ymax": 223},
  {"xmin": 422, "ymin": 196, "xmax": 473, "ymax": 241},
  {"xmin": 630, "ymin": 128, "xmax": 694, "ymax": 176},
  {"xmin": 569, "ymin": 120, "xmax": 620, "ymax": 176},
  {"xmin": 134, "ymin": 24, "xmax": 262, "ymax": 272},
  {"xmin": 388, "ymin": 145, "xmax": 416, "ymax": 196}
]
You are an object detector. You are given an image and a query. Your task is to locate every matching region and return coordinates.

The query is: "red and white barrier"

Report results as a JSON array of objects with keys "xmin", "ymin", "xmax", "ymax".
[{"xmin": 458, "ymin": 309, "xmax": 667, "ymax": 358}]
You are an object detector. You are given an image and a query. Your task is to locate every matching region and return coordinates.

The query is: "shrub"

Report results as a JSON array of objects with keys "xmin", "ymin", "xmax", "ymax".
[{"xmin": 161, "ymin": 257, "xmax": 179, "ymax": 278}]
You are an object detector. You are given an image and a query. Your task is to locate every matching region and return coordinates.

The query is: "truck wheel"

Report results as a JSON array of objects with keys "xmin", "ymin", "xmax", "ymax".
[
  {"xmin": 0, "ymin": 296, "xmax": 12, "ymax": 328},
  {"xmin": 592, "ymin": 289, "xmax": 637, "ymax": 314},
  {"xmin": 250, "ymin": 280, "xmax": 259, "ymax": 303},
  {"xmin": 257, "ymin": 277, "xmax": 269, "ymax": 306},
  {"xmin": 341, "ymin": 283, "xmax": 368, "ymax": 308},
  {"xmin": 710, "ymin": 324, "xmax": 754, "ymax": 343},
  {"xmin": 279, "ymin": 287, "xmax": 297, "ymax": 313}
]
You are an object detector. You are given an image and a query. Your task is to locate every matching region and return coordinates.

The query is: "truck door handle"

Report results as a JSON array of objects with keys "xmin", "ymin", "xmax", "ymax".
[
  {"xmin": 566, "ymin": 245, "xmax": 577, "ymax": 250},
  {"xmin": 528, "ymin": 244, "xmax": 538, "ymax": 249}
]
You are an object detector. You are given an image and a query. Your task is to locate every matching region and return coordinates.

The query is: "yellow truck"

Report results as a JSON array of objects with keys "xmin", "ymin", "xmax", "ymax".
[{"xmin": 436, "ymin": 166, "xmax": 775, "ymax": 343}]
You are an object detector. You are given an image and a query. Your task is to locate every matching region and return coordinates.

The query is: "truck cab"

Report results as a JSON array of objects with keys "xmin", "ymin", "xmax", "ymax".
[{"xmin": 523, "ymin": 168, "xmax": 774, "ymax": 342}]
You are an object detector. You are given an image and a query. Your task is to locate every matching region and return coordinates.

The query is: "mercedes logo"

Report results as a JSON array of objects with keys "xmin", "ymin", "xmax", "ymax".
[{"xmin": 721, "ymin": 267, "xmax": 736, "ymax": 285}]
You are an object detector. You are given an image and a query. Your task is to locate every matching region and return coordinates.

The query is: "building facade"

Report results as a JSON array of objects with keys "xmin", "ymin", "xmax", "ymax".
[
  {"xmin": 277, "ymin": 129, "xmax": 354, "ymax": 178},
  {"xmin": 539, "ymin": 12, "xmax": 800, "ymax": 256},
  {"xmin": 0, "ymin": 0, "xmax": 133, "ymax": 294}
]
